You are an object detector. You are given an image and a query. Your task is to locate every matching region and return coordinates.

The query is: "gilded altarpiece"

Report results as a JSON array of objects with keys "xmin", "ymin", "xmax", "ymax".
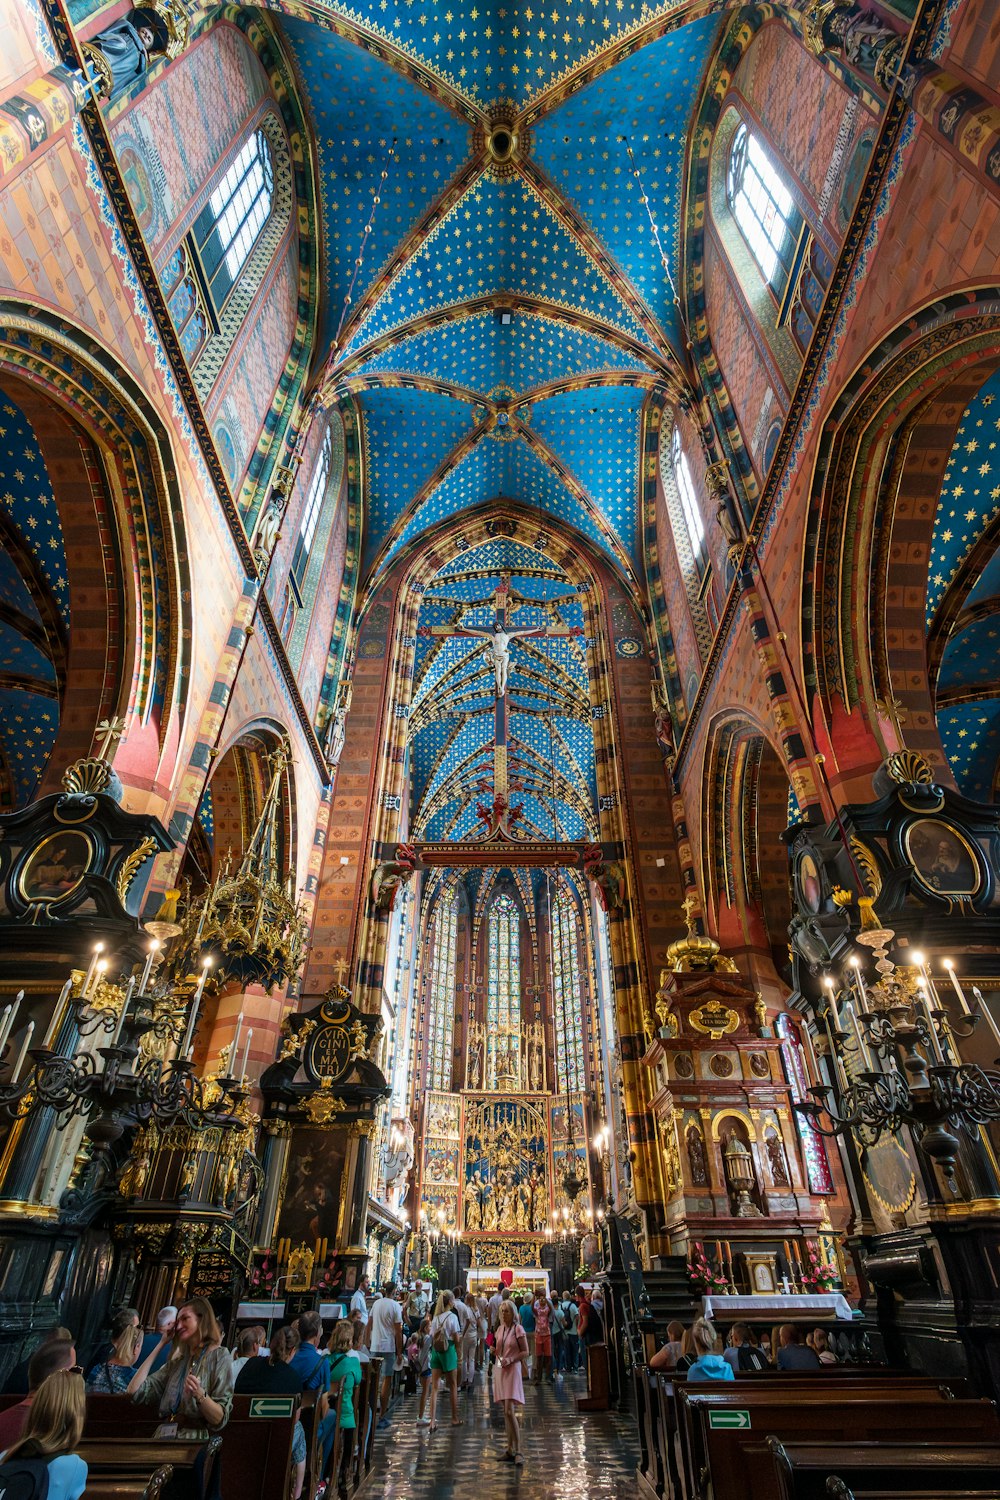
[{"xmin": 419, "ymin": 1089, "xmax": 590, "ymax": 1264}]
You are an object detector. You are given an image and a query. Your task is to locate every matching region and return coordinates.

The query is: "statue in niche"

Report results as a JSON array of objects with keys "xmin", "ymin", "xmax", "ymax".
[
  {"xmin": 83, "ymin": 8, "xmax": 172, "ymax": 99},
  {"xmin": 326, "ymin": 681, "xmax": 353, "ymax": 768},
  {"xmin": 687, "ymin": 1124, "xmax": 709, "ymax": 1188},
  {"xmin": 650, "ymin": 675, "xmax": 676, "ymax": 770},
  {"xmin": 528, "ymin": 1022, "xmax": 545, "ymax": 1091},
  {"xmin": 467, "ymin": 1025, "xmax": 484, "ymax": 1090},
  {"xmin": 766, "ymin": 1130, "xmax": 790, "ymax": 1187}
]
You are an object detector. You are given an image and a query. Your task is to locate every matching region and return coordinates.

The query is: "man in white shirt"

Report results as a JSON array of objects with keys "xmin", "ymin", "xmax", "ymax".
[
  {"xmin": 366, "ymin": 1280, "xmax": 403, "ymax": 1430},
  {"xmin": 350, "ymin": 1273, "xmax": 370, "ymax": 1325},
  {"xmin": 452, "ymin": 1286, "xmax": 478, "ymax": 1389}
]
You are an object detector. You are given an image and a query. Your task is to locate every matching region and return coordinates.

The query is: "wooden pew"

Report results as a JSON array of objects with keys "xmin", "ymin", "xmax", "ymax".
[
  {"xmin": 680, "ymin": 1388, "xmax": 1000, "ymax": 1500},
  {"xmin": 77, "ymin": 1439, "xmax": 200, "ymax": 1500},
  {"xmin": 767, "ymin": 1438, "xmax": 1000, "ymax": 1499},
  {"xmin": 362, "ymin": 1356, "xmax": 383, "ymax": 1474},
  {"xmin": 84, "ymin": 1463, "xmax": 174, "ymax": 1500}
]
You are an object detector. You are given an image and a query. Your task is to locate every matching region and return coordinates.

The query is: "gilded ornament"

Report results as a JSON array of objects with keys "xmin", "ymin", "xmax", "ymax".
[
  {"xmin": 115, "ymin": 836, "xmax": 158, "ymax": 904},
  {"xmin": 119, "ymin": 1137, "xmax": 152, "ymax": 1199},
  {"xmin": 666, "ymin": 897, "xmax": 738, "ymax": 973},
  {"xmin": 286, "ymin": 1242, "xmax": 315, "ymax": 1291},
  {"xmin": 831, "ymin": 885, "xmax": 853, "ymax": 908},
  {"xmin": 688, "ymin": 999, "xmax": 740, "ymax": 1040},
  {"xmin": 303, "ymin": 1079, "xmax": 346, "ymax": 1125},
  {"xmin": 884, "ymin": 749, "xmax": 934, "ymax": 787}
]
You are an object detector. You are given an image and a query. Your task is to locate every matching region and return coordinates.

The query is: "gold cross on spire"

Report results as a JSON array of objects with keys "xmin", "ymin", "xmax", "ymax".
[{"xmin": 94, "ymin": 715, "xmax": 126, "ymax": 763}]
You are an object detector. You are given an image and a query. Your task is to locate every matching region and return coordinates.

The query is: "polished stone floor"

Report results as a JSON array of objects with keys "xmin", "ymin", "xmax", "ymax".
[{"xmin": 364, "ymin": 1366, "xmax": 639, "ymax": 1499}]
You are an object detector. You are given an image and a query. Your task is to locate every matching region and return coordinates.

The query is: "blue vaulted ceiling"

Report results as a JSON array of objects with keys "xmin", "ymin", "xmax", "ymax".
[
  {"xmin": 278, "ymin": 1, "xmax": 723, "ymax": 590},
  {"xmin": 928, "ymin": 366, "xmax": 1000, "ymax": 800}
]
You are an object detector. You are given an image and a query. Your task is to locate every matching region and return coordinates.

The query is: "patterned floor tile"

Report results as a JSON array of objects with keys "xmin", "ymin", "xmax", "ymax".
[{"xmin": 363, "ymin": 1368, "xmax": 638, "ymax": 1498}]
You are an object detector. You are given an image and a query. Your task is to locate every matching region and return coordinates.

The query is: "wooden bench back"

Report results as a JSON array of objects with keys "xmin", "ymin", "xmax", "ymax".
[
  {"xmin": 767, "ymin": 1439, "xmax": 1000, "ymax": 1500},
  {"xmin": 684, "ymin": 1393, "xmax": 999, "ymax": 1500}
]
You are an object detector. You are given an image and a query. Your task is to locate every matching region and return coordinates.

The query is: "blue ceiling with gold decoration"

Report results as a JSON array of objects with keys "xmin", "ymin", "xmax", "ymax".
[
  {"xmin": 0, "ymin": 387, "xmax": 67, "ymax": 809},
  {"xmin": 407, "ymin": 538, "xmax": 596, "ymax": 841},
  {"xmin": 279, "ymin": 1, "xmax": 722, "ymax": 588},
  {"xmin": 928, "ymin": 366, "xmax": 1000, "ymax": 800}
]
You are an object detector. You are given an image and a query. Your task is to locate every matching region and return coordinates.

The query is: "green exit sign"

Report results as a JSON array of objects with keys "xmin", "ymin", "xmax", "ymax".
[
  {"xmin": 248, "ymin": 1397, "xmax": 298, "ymax": 1419},
  {"xmin": 708, "ymin": 1409, "xmax": 752, "ymax": 1430}
]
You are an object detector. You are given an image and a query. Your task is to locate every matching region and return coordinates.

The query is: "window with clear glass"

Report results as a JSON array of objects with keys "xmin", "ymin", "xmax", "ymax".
[
  {"xmin": 486, "ymin": 893, "xmax": 520, "ymax": 1087},
  {"xmin": 726, "ymin": 122, "xmax": 800, "ymax": 293},
  {"xmin": 672, "ymin": 426, "xmax": 707, "ymax": 574},
  {"xmin": 552, "ymin": 889, "xmax": 585, "ymax": 1094},
  {"xmin": 292, "ymin": 427, "xmax": 333, "ymax": 587},
  {"xmin": 192, "ymin": 130, "xmax": 274, "ymax": 308},
  {"xmin": 427, "ymin": 896, "xmax": 458, "ymax": 1091}
]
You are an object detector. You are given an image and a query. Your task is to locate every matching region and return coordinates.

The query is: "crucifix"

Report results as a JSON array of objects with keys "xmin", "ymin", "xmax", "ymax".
[{"xmin": 417, "ymin": 572, "xmax": 581, "ymax": 833}]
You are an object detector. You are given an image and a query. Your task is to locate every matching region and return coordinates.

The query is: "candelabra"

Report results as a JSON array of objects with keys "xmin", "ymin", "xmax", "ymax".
[
  {"xmin": 0, "ymin": 953, "xmax": 245, "ymax": 1168},
  {"xmin": 795, "ymin": 900, "xmax": 1000, "ymax": 1187}
]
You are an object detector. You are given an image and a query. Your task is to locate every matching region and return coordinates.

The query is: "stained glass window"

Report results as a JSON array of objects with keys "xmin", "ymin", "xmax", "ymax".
[
  {"xmin": 193, "ymin": 129, "xmax": 274, "ymax": 307},
  {"xmin": 292, "ymin": 426, "xmax": 332, "ymax": 587},
  {"xmin": 552, "ymin": 889, "xmax": 585, "ymax": 1094},
  {"xmin": 776, "ymin": 1013, "xmax": 833, "ymax": 1193},
  {"xmin": 427, "ymin": 895, "xmax": 458, "ymax": 1091},
  {"xmin": 726, "ymin": 122, "xmax": 801, "ymax": 293},
  {"xmin": 486, "ymin": 893, "xmax": 520, "ymax": 1087},
  {"xmin": 671, "ymin": 426, "xmax": 707, "ymax": 574}
]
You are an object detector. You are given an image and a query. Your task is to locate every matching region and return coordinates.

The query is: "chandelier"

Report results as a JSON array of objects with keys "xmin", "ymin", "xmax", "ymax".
[
  {"xmin": 182, "ymin": 741, "xmax": 308, "ymax": 992},
  {"xmin": 795, "ymin": 899, "xmax": 1000, "ymax": 1186}
]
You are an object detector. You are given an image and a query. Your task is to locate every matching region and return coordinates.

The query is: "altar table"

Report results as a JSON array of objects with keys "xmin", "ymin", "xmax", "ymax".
[{"xmin": 701, "ymin": 1292, "xmax": 855, "ymax": 1321}]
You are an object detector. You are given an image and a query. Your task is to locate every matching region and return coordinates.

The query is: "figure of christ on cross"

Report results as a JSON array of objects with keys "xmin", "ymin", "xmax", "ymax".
[{"xmin": 417, "ymin": 573, "xmax": 582, "ymax": 836}]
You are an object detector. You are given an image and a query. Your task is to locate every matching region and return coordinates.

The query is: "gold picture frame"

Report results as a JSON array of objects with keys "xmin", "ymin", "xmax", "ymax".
[
  {"xmin": 18, "ymin": 830, "xmax": 94, "ymax": 903},
  {"xmin": 743, "ymin": 1252, "xmax": 778, "ymax": 1294}
]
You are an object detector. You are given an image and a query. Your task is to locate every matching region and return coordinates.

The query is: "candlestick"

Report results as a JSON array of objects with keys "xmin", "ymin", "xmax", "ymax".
[
  {"xmin": 0, "ymin": 992, "xmax": 23, "ymax": 1057},
  {"xmin": 137, "ymin": 941, "xmax": 159, "ymax": 997},
  {"xmin": 847, "ymin": 1002, "xmax": 874, "ymax": 1072},
  {"xmin": 228, "ymin": 1015, "xmax": 243, "ymax": 1077},
  {"xmin": 849, "ymin": 956, "xmax": 869, "ymax": 1014},
  {"xmin": 822, "ymin": 1012, "xmax": 848, "ymax": 1092},
  {"xmin": 111, "ymin": 977, "xmax": 136, "ymax": 1047},
  {"xmin": 240, "ymin": 1028, "xmax": 253, "ymax": 1079},
  {"xmin": 10, "ymin": 1021, "xmax": 35, "ymax": 1084},
  {"xmin": 943, "ymin": 960, "xmax": 973, "ymax": 1018},
  {"xmin": 42, "ymin": 980, "xmax": 73, "ymax": 1050},
  {"xmin": 82, "ymin": 944, "xmax": 103, "ymax": 997},
  {"xmin": 972, "ymin": 988, "xmax": 1000, "ymax": 1054}
]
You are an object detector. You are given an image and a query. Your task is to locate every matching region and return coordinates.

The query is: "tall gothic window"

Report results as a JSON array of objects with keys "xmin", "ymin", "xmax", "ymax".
[
  {"xmin": 192, "ymin": 129, "xmax": 274, "ymax": 309},
  {"xmin": 487, "ymin": 893, "xmax": 520, "ymax": 1087},
  {"xmin": 672, "ymin": 426, "xmax": 707, "ymax": 574},
  {"xmin": 552, "ymin": 889, "xmax": 585, "ymax": 1094},
  {"xmin": 726, "ymin": 122, "xmax": 800, "ymax": 294},
  {"xmin": 292, "ymin": 427, "xmax": 333, "ymax": 588},
  {"xmin": 776, "ymin": 1013, "xmax": 833, "ymax": 1193},
  {"xmin": 426, "ymin": 894, "xmax": 458, "ymax": 1091}
]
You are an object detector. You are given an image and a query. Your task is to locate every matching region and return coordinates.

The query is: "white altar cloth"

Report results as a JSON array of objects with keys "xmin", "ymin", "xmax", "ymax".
[{"xmin": 702, "ymin": 1292, "xmax": 855, "ymax": 1321}]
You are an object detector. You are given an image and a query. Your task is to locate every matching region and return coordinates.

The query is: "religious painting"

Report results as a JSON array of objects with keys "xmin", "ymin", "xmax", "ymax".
[
  {"xmin": 904, "ymin": 818, "xmax": 981, "ymax": 897},
  {"xmin": 795, "ymin": 850, "xmax": 822, "ymax": 913},
  {"xmin": 19, "ymin": 831, "xmax": 93, "ymax": 903},
  {"xmin": 425, "ymin": 1091, "xmax": 461, "ymax": 1140},
  {"xmin": 463, "ymin": 1096, "xmax": 548, "ymax": 1234},
  {"xmin": 424, "ymin": 1142, "xmax": 459, "ymax": 1186},
  {"xmin": 274, "ymin": 1127, "xmax": 347, "ymax": 1249},
  {"xmin": 861, "ymin": 1134, "xmax": 916, "ymax": 1218}
]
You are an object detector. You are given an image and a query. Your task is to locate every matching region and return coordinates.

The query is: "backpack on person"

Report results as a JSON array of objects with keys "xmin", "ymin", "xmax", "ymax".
[
  {"xmin": 0, "ymin": 1456, "xmax": 51, "ymax": 1500},
  {"xmin": 737, "ymin": 1343, "xmax": 769, "ymax": 1372},
  {"xmin": 431, "ymin": 1317, "xmax": 451, "ymax": 1354}
]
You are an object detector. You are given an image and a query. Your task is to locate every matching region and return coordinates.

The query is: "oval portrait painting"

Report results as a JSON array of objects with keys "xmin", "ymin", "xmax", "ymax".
[
  {"xmin": 904, "ymin": 818, "xmax": 980, "ymax": 897},
  {"xmin": 19, "ymin": 831, "xmax": 93, "ymax": 903}
]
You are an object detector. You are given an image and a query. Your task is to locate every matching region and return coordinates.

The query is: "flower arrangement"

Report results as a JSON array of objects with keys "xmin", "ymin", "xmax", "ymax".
[
  {"xmin": 686, "ymin": 1243, "xmax": 730, "ymax": 1295},
  {"xmin": 800, "ymin": 1244, "xmax": 839, "ymax": 1291},
  {"xmin": 315, "ymin": 1255, "xmax": 343, "ymax": 1296},
  {"xmin": 247, "ymin": 1253, "xmax": 276, "ymax": 1297},
  {"xmin": 417, "ymin": 1262, "xmax": 439, "ymax": 1286}
]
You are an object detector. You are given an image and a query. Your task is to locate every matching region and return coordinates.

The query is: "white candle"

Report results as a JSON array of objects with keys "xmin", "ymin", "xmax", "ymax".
[
  {"xmin": 42, "ymin": 980, "xmax": 73, "ymax": 1050},
  {"xmin": 972, "ymin": 988, "xmax": 1000, "ymax": 1055},
  {"xmin": 918, "ymin": 989, "xmax": 945, "ymax": 1064},
  {"xmin": 944, "ymin": 960, "xmax": 973, "ymax": 1017},
  {"xmin": 138, "ymin": 941, "xmax": 159, "ymax": 996},
  {"xmin": 111, "ymin": 977, "xmax": 136, "ymax": 1046},
  {"xmin": 10, "ymin": 1021, "xmax": 35, "ymax": 1084},
  {"xmin": 849, "ymin": 957, "xmax": 869, "ymax": 1014},
  {"xmin": 240, "ymin": 1028, "xmax": 253, "ymax": 1078},
  {"xmin": 823, "ymin": 1013, "xmax": 848, "ymax": 1092},
  {"xmin": 91, "ymin": 959, "xmax": 107, "ymax": 999},
  {"xmin": 82, "ymin": 944, "xmax": 103, "ymax": 997},
  {"xmin": 847, "ymin": 1003, "xmax": 874, "ymax": 1072},
  {"xmin": 228, "ymin": 1015, "xmax": 243, "ymax": 1077},
  {"xmin": 193, "ymin": 957, "xmax": 212, "ymax": 1007},
  {"xmin": 0, "ymin": 993, "xmax": 23, "ymax": 1056}
]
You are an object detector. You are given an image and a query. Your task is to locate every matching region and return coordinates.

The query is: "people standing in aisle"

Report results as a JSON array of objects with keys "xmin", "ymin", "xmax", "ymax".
[
  {"xmin": 453, "ymin": 1286, "xmax": 478, "ymax": 1390},
  {"xmin": 517, "ymin": 1291, "xmax": 535, "ymax": 1379},
  {"xmin": 427, "ymin": 1291, "xmax": 462, "ymax": 1431},
  {"xmin": 531, "ymin": 1291, "xmax": 554, "ymax": 1383},
  {"xmin": 405, "ymin": 1280, "xmax": 429, "ymax": 1335},
  {"xmin": 411, "ymin": 1316, "xmax": 432, "ymax": 1426},
  {"xmin": 475, "ymin": 1292, "xmax": 489, "ymax": 1370},
  {"xmin": 366, "ymin": 1281, "xmax": 404, "ymax": 1430},
  {"xmin": 350, "ymin": 1274, "xmax": 370, "ymax": 1328},
  {"xmin": 492, "ymin": 1299, "xmax": 529, "ymax": 1468},
  {"xmin": 550, "ymin": 1293, "xmax": 566, "ymax": 1375},
  {"xmin": 561, "ymin": 1290, "xmax": 581, "ymax": 1371}
]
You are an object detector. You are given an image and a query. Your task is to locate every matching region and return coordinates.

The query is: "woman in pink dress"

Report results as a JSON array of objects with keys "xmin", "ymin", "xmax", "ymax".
[{"xmin": 492, "ymin": 1299, "xmax": 529, "ymax": 1466}]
